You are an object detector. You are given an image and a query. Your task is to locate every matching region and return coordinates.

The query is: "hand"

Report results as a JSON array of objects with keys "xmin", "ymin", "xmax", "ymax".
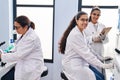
[
  {"xmin": 92, "ymin": 36, "xmax": 101, "ymax": 43},
  {"xmin": 103, "ymin": 63, "xmax": 114, "ymax": 69},
  {"xmin": 99, "ymin": 33, "xmax": 106, "ymax": 40},
  {"xmin": 0, "ymin": 49, "xmax": 3, "ymax": 54}
]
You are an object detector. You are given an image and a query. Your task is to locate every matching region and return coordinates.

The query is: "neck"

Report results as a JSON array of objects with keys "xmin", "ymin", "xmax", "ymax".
[
  {"xmin": 92, "ymin": 21, "xmax": 97, "ymax": 24},
  {"xmin": 79, "ymin": 27, "xmax": 83, "ymax": 33}
]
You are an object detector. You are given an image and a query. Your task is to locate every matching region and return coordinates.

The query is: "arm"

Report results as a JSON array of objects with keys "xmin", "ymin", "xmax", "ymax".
[
  {"xmin": 1, "ymin": 37, "xmax": 35, "ymax": 63},
  {"xmin": 70, "ymin": 34, "xmax": 113, "ymax": 69},
  {"xmin": 86, "ymin": 32, "xmax": 109, "ymax": 44}
]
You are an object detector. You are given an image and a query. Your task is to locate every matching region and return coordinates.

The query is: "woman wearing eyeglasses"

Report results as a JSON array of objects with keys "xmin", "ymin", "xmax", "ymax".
[
  {"xmin": 0, "ymin": 15, "xmax": 45, "ymax": 80},
  {"xmin": 84, "ymin": 6, "xmax": 113, "ymax": 80},
  {"xmin": 59, "ymin": 11, "xmax": 113, "ymax": 80}
]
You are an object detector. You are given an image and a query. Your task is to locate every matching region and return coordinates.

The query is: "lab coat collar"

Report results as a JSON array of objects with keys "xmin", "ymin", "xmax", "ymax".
[
  {"xmin": 75, "ymin": 26, "xmax": 86, "ymax": 37},
  {"xmin": 15, "ymin": 28, "xmax": 33, "ymax": 44},
  {"xmin": 89, "ymin": 22, "xmax": 98, "ymax": 26},
  {"xmin": 23, "ymin": 27, "xmax": 33, "ymax": 36}
]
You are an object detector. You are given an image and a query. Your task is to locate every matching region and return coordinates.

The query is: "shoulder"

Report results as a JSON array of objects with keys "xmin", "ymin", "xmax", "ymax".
[
  {"xmin": 70, "ymin": 27, "xmax": 80, "ymax": 35},
  {"xmin": 68, "ymin": 27, "xmax": 82, "ymax": 40},
  {"xmin": 98, "ymin": 22, "xmax": 105, "ymax": 28},
  {"xmin": 25, "ymin": 29, "xmax": 39, "ymax": 42},
  {"xmin": 86, "ymin": 22, "xmax": 94, "ymax": 29},
  {"xmin": 84, "ymin": 22, "xmax": 93, "ymax": 32}
]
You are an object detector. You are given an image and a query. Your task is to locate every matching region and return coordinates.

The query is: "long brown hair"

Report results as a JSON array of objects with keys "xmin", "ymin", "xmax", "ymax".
[{"xmin": 59, "ymin": 11, "xmax": 88, "ymax": 54}]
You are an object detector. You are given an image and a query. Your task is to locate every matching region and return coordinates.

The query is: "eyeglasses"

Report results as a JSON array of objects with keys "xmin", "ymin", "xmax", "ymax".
[
  {"xmin": 92, "ymin": 13, "xmax": 100, "ymax": 16},
  {"xmin": 14, "ymin": 26, "xmax": 21, "ymax": 30},
  {"xmin": 79, "ymin": 18, "xmax": 88, "ymax": 22}
]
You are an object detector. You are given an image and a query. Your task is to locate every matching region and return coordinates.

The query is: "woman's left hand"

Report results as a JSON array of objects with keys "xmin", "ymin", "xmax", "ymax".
[{"xmin": 99, "ymin": 33, "xmax": 106, "ymax": 40}]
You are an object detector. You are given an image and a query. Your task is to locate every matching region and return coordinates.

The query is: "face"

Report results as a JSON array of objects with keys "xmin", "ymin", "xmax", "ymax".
[
  {"xmin": 76, "ymin": 14, "xmax": 88, "ymax": 31},
  {"xmin": 14, "ymin": 21, "xmax": 28, "ymax": 35},
  {"xmin": 90, "ymin": 10, "xmax": 101, "ymax": 24}
]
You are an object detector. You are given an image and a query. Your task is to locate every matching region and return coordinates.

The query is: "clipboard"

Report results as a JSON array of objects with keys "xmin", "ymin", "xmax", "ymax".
[{"xmin": 101, "ymin": 27, "xmax": 112, "ymax": 35}]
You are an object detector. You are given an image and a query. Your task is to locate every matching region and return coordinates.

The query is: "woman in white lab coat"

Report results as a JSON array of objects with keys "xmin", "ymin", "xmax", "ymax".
[
  {"xmin": 84, "ymin": 7, "xmax": 113, "ymax": 80},
  {"xmin": 0, "ymin": 15, "xmax": 45, "ymax": 80},
  {"xmin": 84, "ymin": 6, "xmax": 107, "ymax": 80},
  {"xmin": 84, "ymin": 6, "xmax": 109, "ymax": 61},
  {"xmin": 59, "ymin": 11, "xmax": 113, "ymax": 80}
]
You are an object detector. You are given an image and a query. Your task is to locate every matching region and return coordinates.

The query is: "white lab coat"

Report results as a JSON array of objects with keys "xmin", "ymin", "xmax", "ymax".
[
  {"xmin": 84, "ymin": 22, "xmax": 109, "ymax": 72},
  {"xmin": 1, "ymin": 28, "xmax": 44, "ymax": 80},
  {"xmin": 62, "ymin": 26, "xmax": 104, "ymax": 80},
  {"xmin": 84, "ymin": 22, "xmax": 108, "ymax": 58}
]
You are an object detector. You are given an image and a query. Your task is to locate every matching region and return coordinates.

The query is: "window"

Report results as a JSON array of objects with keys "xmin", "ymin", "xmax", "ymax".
[
  {"xmin": 14, "ymin": 0, "xmax": 54, "ymax": 62},
  {"xmin": 17, "ymin": 0, "xmax": 53, "ymax": 5},
  {"xmin": 82, "ymin": 0, "xmax": 120, "ymax": 6}
]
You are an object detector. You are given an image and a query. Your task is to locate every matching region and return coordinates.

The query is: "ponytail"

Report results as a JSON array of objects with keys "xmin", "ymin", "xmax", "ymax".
[
  {"xmin": 29, "ymin": 21, "xmax": 35, "ymax": 30},
  {"xmin": 59, "ymin": 16, "xmax": 76, "ymax": 54},
  {"xmin": 59, "ymin": 11, "xmax": 87, "ymax": 54}
]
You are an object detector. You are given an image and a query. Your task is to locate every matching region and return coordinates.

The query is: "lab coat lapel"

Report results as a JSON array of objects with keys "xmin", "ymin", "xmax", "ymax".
[{"xmin": 15, "ymin": 28, "xmax": 32, "ymax": 44}]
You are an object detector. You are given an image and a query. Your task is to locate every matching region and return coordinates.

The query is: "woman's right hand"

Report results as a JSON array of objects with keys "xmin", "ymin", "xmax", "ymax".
[
  {"xmin": 92, "ymin": 36, "xmax": 101, "ymax": 43},
  {"xmin": 103, "ymin": 63, "xmax": 114, "ymax": 69},
  {"xmin": 99, "ymin": 33, "xmax": 106, "ymax": 40}
]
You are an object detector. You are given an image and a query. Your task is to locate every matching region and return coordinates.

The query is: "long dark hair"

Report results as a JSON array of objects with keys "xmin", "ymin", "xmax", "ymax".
[
  {"xmin": 14, "ymin": 15, "xmax": 35, "ymax": 29},
  {"xmin": 59, "ymin": 11, "xmax": 88, "ymax": 54},
  {"xmin": 89, "ymin": 6, "xmax": 101, "ymax": 22}
]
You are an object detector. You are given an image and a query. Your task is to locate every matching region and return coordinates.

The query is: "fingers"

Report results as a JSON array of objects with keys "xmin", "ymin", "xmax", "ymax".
[{"xmin": 103, "ymin": 63, "xmax": 114, "ymax": 69}]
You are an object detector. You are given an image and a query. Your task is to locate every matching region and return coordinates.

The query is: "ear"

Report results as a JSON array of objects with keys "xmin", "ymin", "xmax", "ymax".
[
  {"xmin": 24, "ymin": 25, "xmax": 28, "ymax": 28},
  {"xmin": 75, "ymin": 19, "xmax": 78, "ymax": 25},
  {"xmin": 90, "ymin": 13, "xmax": 92, "ymax": 16}
]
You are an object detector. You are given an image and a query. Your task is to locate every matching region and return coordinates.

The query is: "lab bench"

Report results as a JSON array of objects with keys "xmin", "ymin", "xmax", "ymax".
[
  {"xmin": 114, "ymin": 53, "xmax": 120, "ymax": 80},
  {"xmin": 105, "ymin": 53, "xmax": 120, "ymax": 80},
  {"xmin": 0, "ymin": 62, "xmax": 16, "ymax": 79},
  {"xmin": 0, "ymin": 62, "xmax": 48, "ymax": 79}
]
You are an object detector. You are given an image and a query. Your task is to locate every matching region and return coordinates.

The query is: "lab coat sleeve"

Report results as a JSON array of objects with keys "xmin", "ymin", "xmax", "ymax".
[
  {"xmin": 1, "ymin": 37, "xmax": 35, "ymax": 63},
  {"xmin": 86, "ymin": 35, "xmax": 93, "ymax": 44},
  {"xmin": 86, "ymin": 33, "xmax": 109, "ymax": 44},
  {"xmin": 89, "ymin": 46, "xmax": 104, "ymax": 61},
  {"xmin": 70, "ymin": 34, "xmax": 104, "ymax": 68}
]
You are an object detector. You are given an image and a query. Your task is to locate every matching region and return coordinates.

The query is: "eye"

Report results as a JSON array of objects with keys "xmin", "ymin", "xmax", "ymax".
[
  {"xmin": 79, "ymin": 18, "xmax": 88, "ymax": 22},
  {"xmin": 92, "ymin": 13, "xmax": 100, "ymax": 16},
  {"xmin": 14, "ymin": 26, "xmax": 21, "ymax": 30}
]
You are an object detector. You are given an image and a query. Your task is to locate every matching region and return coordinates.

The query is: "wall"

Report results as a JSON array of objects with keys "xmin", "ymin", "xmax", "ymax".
[
  {"xmin": 0, "ymin": 0, "xmax": 78, "ymax": 80},
  {"xmin": 43, "ymin": 0, "xmax": 78, "ymax": 80},
  {"xmin": 1, "ymin": 1, "xmax": 119, "ymax": 80},
  {"xmin": 0, "ymin": 0, "xmax": 10, "ymax": 49}
]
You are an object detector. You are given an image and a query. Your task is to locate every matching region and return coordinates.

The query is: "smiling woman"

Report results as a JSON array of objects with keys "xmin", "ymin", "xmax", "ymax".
[{"xmin": 59, "ymin": 11, "xmax": 113, "ymax": 80}]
